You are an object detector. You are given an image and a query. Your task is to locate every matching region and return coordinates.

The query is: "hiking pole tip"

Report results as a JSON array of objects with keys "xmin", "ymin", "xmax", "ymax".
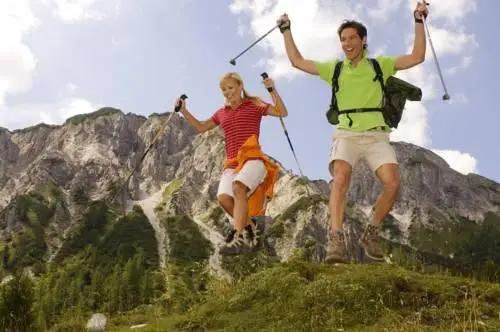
[
  {"xmin": 442, "ymin": 93, "xmax": 450, "ymax": 101},
  {"xmin": 229, "ymin": 59, "xmax": 236, "ymax": 66}
]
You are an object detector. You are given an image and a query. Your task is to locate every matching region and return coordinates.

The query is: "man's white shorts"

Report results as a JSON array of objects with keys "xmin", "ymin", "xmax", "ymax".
[
  {"xmin": 329, "ymin": 128, "xmax": 398, "ymax": 175},
  {"xmin": 217, "ymin": 159, "xmax": 267, "ymax": 198}
]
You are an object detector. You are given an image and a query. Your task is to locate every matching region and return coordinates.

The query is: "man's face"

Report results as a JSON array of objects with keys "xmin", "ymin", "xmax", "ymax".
[{"xmin": 340, "ymin": 27, "xmax": 366, "ymax": 61}]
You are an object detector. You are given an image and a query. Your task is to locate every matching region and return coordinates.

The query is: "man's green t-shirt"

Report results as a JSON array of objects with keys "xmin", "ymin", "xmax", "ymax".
[{"xmin": 315, "ymin": 55, "xmax": 398, "ymax": 132}]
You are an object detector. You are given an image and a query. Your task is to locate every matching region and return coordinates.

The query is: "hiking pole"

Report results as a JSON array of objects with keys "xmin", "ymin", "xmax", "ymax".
[
  {"xmin": 261, "ymin": 72, "xmax": 310, "ymax": 195},
  {"xmin": 229, "ymin": 24, "xmax": 280, "ymax": 66},
  {"xmin": 422, "ymin": 14, "xmax": 450, "ymax": 100},
  {"xmin": 121, "ymin": 94, "xmax": 188, "ymax": 191}
]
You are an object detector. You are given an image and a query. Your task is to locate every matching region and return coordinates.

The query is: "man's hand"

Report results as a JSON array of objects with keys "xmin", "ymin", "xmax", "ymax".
[
  {"xmin": 414, "ymin": 1, "xmax": 429, "ymax": 20},
  {"xmin": 277, "ymin": 13, "xmax": 290, "ymax": 32}
]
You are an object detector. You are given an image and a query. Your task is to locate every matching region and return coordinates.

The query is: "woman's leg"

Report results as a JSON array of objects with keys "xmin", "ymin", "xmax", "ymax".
[
  {"xmin": 216, "ymin": 168, "xmax": 236, "ymax": 216},
  {"xmin": 232, "ymin": 160, "xmax": 267, "ymax": 230},
  {"xmin": 220, "ymin": 160, "xmax": 267, "ymax": 255}
]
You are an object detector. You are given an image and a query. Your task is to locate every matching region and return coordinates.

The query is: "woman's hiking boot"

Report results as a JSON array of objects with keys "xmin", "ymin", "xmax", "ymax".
[
  {"xmin": 220, "ymin": 230, "xmax": 255, "ymax": 256},
  {"xmin": 358, "ymin": 223, "xmax": 385, "ymax": 261},
  {"xmin": 324, "ymin": 229, "xmax": 347, "ymax": 264},
  {"xmin": 224, "ymin": 218, "xmax": 264, "ymax": 246}
]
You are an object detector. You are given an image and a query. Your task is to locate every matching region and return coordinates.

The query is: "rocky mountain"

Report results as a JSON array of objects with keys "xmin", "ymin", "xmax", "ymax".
[{"xmin": 0, "ymin": 106, "xmax": 499, "ymax": 280}]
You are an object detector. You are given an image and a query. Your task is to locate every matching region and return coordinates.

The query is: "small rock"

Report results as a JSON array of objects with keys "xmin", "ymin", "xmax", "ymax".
[
  {"xmin": 86, "ymin": 313, "xmax": 106, "ymax": 332},
  {"xmin": 131, "ymin": 323, "xmax": 148, "ymax": 329}
]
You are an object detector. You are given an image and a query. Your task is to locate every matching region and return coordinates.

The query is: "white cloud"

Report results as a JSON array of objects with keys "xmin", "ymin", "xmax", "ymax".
[
  {"xmin": 42, "ymin": 0, "xmax": 122, "ymax": 22},
  {"xmin": 406, "ymin": 0, "xmax": 477, "ymax": 23},
  {"xmin": 67, "ymin": 83, "xmax": 78, "ymax": 93},
  {"xmin": 368, "ymin": 0, "xmax": 403, "ymax": 22},
  {"xmin": 432, "ymin": 149, "xmax": 478, "ymax": 175},
  {"xmin": 1, "ymin": 97, "xmax": 100, "ymax": 130},
  {"xmin": 446, "ymin": 56, "xmax": 472, "ymax": 76},
  {"xmin": 424, "ymin": 24, "xmax": 478, "ymax": 58},
  {"xmin": 390, "ymin": 101, "xmax": 430, "ymax": 147},
  {"xmin": 0, "ymin": 0, "xmax": 38, "ymax": 105}
]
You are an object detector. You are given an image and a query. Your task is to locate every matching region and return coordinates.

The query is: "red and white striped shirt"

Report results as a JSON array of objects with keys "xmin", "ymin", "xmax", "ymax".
[{"xmin": 211, "ymin": 98, "xmax": 270, "ymax": 163}]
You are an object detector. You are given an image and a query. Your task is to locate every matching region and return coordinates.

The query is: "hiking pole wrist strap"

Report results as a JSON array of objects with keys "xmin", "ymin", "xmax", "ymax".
[
  {"xmin": 414, "ymin": 10, "xmax": 426, "ymax": 23},
  {"xmin": 279, "ymin": 23, "xmax": 290, "ymax": 33}
]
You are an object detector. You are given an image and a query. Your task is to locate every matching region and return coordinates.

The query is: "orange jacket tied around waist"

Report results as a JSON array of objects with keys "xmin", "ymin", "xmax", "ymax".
[{"xmin": 223, "ymin": 135, "xmax": 279, "ymax": 217}]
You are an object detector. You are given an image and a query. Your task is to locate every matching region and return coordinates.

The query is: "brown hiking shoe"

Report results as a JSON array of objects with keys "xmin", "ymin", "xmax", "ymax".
[
  {"xmin": 359, "ymin": 223, "xmax": 385, "ymax": 261},
  {"xmin": 324, "ymin": 229, "xmax": 347, "ymax": 264}
]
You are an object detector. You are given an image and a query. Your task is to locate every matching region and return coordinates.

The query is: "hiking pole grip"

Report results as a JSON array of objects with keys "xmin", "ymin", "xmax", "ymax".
[
  {"xmin": 260, "ymin": 72, "xmax": 273, "ymax": 92},
  {"xmin": 174, "ymin": 94, "xmax": 188, "ymax": 112}
]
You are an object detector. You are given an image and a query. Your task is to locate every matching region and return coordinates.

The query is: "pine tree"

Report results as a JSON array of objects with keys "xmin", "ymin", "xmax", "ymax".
[
  {"xmin": 0, "ymin": 269, "xmax": 36, "ymax": 331},
  {"xmin": 2, "ymin": 245, "xmax": 9, "ymax": 269}
]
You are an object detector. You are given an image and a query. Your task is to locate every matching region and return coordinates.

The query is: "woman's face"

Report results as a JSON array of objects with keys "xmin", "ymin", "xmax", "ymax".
[{"xmin": 220, "ymin": 78, "xmax": 243, "ymax": 105}]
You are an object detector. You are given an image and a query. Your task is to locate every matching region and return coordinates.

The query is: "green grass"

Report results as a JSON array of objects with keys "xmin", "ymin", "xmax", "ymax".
[
  {"xmin": 106, "ymin": 260, "xmax": 500, "ymax": 332},
  {"xmin": 162, "ymin": 179, "xmax": 184, "ymax": 202}
]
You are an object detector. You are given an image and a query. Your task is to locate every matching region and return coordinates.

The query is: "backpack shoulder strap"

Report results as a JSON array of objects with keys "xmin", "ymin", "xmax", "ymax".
[
  {"xmin": 326, "ymin": 60, "xmax": 344, "ymax": 125},
  {"xmin": 368, "ymin": 58, "xmax": 386, "ymax": 107},
  {"xmin": 367, "ymin": 58, "xmax": 385, "ymax": 90},
  {"xmin": 331, "ymin": 60, "xmax": 343, "ymax": 92}
]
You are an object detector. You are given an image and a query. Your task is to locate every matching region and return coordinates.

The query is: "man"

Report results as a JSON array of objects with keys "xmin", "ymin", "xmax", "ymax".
[{"xmin": 277, "ymin": 1, "xmax": 429, "ymax": 263}]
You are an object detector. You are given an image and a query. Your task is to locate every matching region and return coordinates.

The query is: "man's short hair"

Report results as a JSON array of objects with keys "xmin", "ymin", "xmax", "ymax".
[{"xmin": 337, "ymin": 20, "xmax": 368, "ymax": 48}]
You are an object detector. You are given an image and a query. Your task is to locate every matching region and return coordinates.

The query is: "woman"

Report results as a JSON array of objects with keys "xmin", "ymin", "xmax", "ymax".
[{"xmin": 176, "ymin": 72, "xmax": 288, "ymax": 256}]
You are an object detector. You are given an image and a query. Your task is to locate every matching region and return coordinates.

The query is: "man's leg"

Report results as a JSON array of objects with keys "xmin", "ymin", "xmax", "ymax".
[
  {"xmin": 372, "ymin": 163, "xmax": 400, "ymax": 225},
  {"xmin": 325, "ymin": 134, "xmax": 360, "ymax": 264},
  {"xmin": 359, "ymin": 134, "xmax": 400, "ymax": 260},
  {"xmin": 329, "ymin": 160, "xmax": 353, "ymax": 231}
]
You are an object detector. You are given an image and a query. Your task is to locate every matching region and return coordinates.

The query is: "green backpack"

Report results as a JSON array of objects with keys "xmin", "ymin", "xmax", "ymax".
[{"xmin": 326, "ymin": 58, "xmax": 423, "ymax": 128}]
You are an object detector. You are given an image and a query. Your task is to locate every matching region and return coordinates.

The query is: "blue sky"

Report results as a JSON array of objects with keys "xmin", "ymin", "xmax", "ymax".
[{"xmin": 1, "ymin": 0, "xmax": 498, "ymax": 184}]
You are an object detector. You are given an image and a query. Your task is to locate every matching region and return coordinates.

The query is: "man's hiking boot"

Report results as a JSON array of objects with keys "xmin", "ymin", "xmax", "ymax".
[
  {"xmin": 324, "ymin": 229, "xmax": 347, "ymax": 264},
  {"xmin": 220, "ymin": 230, "xmax": 255, "ymax": 256},
  {"xmin": 359, "ymin": 223, "xmax": 385, "ymax": 261}
]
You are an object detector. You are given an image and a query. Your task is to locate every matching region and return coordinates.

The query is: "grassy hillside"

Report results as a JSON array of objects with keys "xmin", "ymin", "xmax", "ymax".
[{"xmin": 105, "ymin": 254, "xmax": 500, "ymax": 331}]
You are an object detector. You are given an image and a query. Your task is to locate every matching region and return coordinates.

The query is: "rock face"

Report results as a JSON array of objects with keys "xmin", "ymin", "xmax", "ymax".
[{"xmin": 0, "ymin": 107, "xmax": 499, "ymax": 276}]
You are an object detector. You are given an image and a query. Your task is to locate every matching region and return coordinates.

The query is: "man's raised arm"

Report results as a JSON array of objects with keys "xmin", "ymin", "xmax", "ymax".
[
  {"xmin": 394, "ymin": 1, "xmax": 429, "ymax": 70},
  {"xmin": 278, "ymin": 14, "xmax": 319, "ymax": 76}
]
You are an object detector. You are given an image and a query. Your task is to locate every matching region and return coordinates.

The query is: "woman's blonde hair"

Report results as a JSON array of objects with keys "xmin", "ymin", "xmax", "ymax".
[{"xmin": 219, "ymin": 72, "xmax": 266, "ymax": 107}]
